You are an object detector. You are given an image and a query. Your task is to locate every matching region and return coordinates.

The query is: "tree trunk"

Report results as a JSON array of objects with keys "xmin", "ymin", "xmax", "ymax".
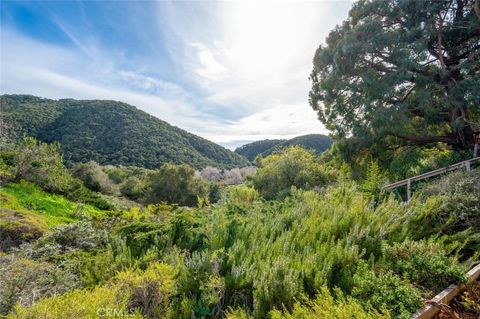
[{"xmin": 449, "ymin": 105, "xmax": 475, "ymax": 149}]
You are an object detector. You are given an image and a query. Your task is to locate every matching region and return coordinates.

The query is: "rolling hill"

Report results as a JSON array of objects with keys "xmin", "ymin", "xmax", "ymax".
[
  {"xmin": 1, "ymin": 94, "xmax": 250, "ymax": 169},
  {"xmin": 235, "ymin": 134, "xmax": 332, "ymax": 161}
]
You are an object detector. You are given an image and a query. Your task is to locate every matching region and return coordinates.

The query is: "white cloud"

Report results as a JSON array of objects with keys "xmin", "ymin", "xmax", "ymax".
[
  {"xmin": 1, "ymin": 1, "xmax": 353, "ymax": 149},
  {"xmin": 157, "ymin": 1, "xmax": 352, "ymax": 147},
  {"xmin": 200, "ymin": 103, "xmax": 328, "ymax": 149},
  {"xmin": 0, "ymin": 31, "xmax": 204, "ymax": 130},
  {"xmin": 191, "ymin": 42, "xmax": 229, "ymax": 81}
]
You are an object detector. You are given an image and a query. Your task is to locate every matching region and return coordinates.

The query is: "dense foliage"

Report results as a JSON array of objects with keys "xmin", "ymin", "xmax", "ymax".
[
  {"xmin": 1, "ymin": 136, "xmax": 478, "ymax": 319},
  {"xmin": 309, "ymin": 0, "xmax": 480, "ymax": 175},
  {"xmin": 250, "ymin": 146, "xmax": 337, "ymax": 199},
  {"xmin": 1, "ymin": 0, "xmax": 479, "ymax": 317},
  {"xmin": 235, "ymin": 140, "xmax": 286, "ymax": 161},
  {"xmin": 1, "ymin": 94, "xmax": 250, "ymax": 169},
  {"xmin": 235, "ymin": 134, "xmax": 332, "ymax": 161}
]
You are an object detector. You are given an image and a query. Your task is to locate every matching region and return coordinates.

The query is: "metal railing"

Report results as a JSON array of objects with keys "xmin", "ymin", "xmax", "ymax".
[{"xmin": 383, "ymin": 157, "xmax": 480, "ymax": 201}]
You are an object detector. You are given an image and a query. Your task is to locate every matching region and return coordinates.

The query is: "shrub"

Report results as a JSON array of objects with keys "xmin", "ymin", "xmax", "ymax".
[
  {"xmin": 419, "ymin": 168, "xmax": 480, "ymax": 197},
  {"xmin": 8, "ymin": 285, "xmax": 142, "ymax": 319},
  {"xmin": 71, "ymin": 161, "xmax": 116, "ymax": 195},
  {"xmin": 7, "ymin": 261, "xmax": 176, "ymax": 319},
  {"xmin": 0, "ymin": 255, "xmax": 79, "ymax": 316},
  {"xmin": 114, "ymin": 262, "xmax": 176, "ymax": 318},
  {"xmin": 223, "ymin": 186, "xmax": 411, "ymax": 317},
  {"xmin": 251, "ymin": 146, "xmax": 336, "ymax": 200},
  {"xmin": 12, "ymin": 136, "xmax": 72, "ymax": 193},
  {"xmin": 78, "ymin": 236, "xmax": 135, "ymax": 287},
  {"xmin": 120, "ymin": 176, "xmax": 147, "ymax": 200},
  {"xmin": 382, "ymin": 239, "xmax": 467, "ymax": 294},
  {"xmin": 359, "ymin": 161, "xmax": 387, "ymax": 200},
  {"xmin": 22, "ymin": 221, "xmax": 108, "ymax": 259},
  {"xmin": 0, "ymin": 208, "xmax": 47, "ymax": 251},
  {"xmin": 221, "ymin": 185, "xmax": 259, "ymax": 207},
  {"xmin": 268, "ymin": 287, "xmax": 390, "ymax": 319},
  {"xmin": 408, "ymin": 169, "xmax": 480, "ymax": 258},
  {"xmin": 148, "ymin": 163, "xmax": 208, "ymax": 206},
  {"xmin": 107, "ymin": 167, "xmax": 129, "ymax": 184},
  {"xmin": 352, "ymin": 263, "xmax": 422, "ymax": 319}
]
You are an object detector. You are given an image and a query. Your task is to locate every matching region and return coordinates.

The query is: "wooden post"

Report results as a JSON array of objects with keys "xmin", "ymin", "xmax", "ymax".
[
  {"xmin": 465, "ymin": 160, "xmax": 471, "ymax": 172},
  {"xmin": 407, "ymin": 179, "xmax": 411, "ymax": 202},
  {"xmin": 474, "ymin": 143, "xmax": 478, "ymax": 158}
]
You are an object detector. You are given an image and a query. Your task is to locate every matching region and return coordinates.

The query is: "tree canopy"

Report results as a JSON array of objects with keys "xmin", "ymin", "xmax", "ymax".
[
  {"xmin": 250, "ymin": 146, "xmax": 336, "ymax": 200},
  {"xmin": 309, "ymin": 0, "xmax": 480, "ymax": 156}
]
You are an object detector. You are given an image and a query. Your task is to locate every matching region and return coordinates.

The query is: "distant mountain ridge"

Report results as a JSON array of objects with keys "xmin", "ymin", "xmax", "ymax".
[
  {"xmin": 235, "ymin": 134, "xmax": 332, "ymax": 161},
  {"xmin": 1, "ymin": 94, "xmax": 250, "ymax": 169}
]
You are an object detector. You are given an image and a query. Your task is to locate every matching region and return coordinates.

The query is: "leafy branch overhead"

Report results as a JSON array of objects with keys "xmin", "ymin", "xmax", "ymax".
[{"xmin": 310, "ymin": 0, "xmax": 480, "ymax": 151}]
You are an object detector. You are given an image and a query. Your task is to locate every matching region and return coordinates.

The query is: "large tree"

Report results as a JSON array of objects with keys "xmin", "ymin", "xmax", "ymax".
[{"xmin": 310, "ymin": 0, "xmax": 480, "ymax": 153}]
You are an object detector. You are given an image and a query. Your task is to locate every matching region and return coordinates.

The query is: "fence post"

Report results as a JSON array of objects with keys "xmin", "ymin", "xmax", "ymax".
[
  {"xmin": 466, "ymin": 160, "xmax": 471, "ymax": 172},
  {"xmin": 407, "ymin": 179, "xmax": 412, "ymax": 202}
]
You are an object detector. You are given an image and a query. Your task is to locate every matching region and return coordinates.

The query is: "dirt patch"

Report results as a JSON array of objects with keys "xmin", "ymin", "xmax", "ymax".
[{"xmin": 434, "ymin": 281, "xmax": 480, "ymax": 319}]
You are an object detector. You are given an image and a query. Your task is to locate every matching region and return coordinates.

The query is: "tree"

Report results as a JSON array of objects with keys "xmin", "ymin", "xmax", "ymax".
[
  {"xmin": 148, "ymin": 163, "xmax": 209, "ymax": 206},
  {"xmin": 250, "ymin": 146, "xmax": 335, "ymax": 200},
  {"xmin": 13, "ymin": 136, "xmax": 71, "ymax": 192},
  {"xmin": 309, "ymin": 0, "xmax": 480, "ymax": 154},
  {"xmin": 71, "ymin": 161, "xmax": 115, "ymax": 195}
]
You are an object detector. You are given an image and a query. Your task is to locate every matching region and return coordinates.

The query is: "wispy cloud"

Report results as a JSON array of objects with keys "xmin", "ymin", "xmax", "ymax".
[{"xmin": 1, "ymin": 1, "xmax": 352, "ymax": 149}]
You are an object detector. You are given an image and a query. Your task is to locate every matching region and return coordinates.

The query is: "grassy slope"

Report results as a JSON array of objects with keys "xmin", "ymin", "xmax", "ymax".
[{"xmin": 0, "ymin": 181, "xmax": 105, "ymax": 227}]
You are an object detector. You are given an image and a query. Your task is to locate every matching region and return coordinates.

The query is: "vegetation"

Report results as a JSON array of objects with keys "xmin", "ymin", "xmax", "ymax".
[
  {"xmin": 235, "ymin": 134, "xmax": 332, "ymax": 161},
  {"xmin": 1, "ymin": 94, "xmax": 250, "ymax": 169},
  {"xmin": 1, "ymin": 0, "xmax": 479, "ymax": 318},
  {"xmin": 250, "ymin": 146, "xmax": 336, "ymax": 199},
  {"xmin": 1, "ymin": 135, "xmax": 478, "ymax": 318},
  {"xmin": 309, "ymin": 0, "xmax": 480, "ymax": 177},
  {"xmin": 235, "ymin": 139, "xmax": 286, "ymax": 161}
]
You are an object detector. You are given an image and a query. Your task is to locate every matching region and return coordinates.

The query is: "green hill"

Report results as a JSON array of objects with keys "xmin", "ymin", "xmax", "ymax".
[
  {"xmin": 1, "ymin": 94, "xmax": 250, "ymax": 169},
  {"xmin": 234, "ymin": 139, "xmax": 286, "ymax": 161},
  {"xmin": 235, "ymin": 134, "xmax": 332, "ymax": 160}
]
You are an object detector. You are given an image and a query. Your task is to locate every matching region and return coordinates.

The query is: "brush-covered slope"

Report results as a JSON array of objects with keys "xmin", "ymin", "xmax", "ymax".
[
  {"xmin": 234, "ymin": 139, "xmax": 286, "ymax": 161},
  {"xmin": 1, "ymin": 95, "xmax": 250, "ymax": 169},
  {"xmin": 235, "ymin": 134, "xmax": 332, "ymax": 160}
]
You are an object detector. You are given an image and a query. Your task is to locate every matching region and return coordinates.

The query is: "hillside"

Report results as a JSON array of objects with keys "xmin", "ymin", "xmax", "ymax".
[
  {"xmin": 1, "ymin": 137, "xmax": 478, "ymax": 318},
  {"xmin": 234, "ymin": 139, "xmax": 286, "ymax": 161},
  {"xmin": 1, "ymin": 95, "xmax": 250, "ymax": 169},
  {"xmin": 235, "ymin": 134, "xmax": 332, "ymax": 160}
]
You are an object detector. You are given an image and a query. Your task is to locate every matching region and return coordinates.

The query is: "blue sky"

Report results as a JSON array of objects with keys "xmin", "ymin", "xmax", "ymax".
[{"xmin": 0, "ymin": 0, "xmax": 352, "ymax": 149}]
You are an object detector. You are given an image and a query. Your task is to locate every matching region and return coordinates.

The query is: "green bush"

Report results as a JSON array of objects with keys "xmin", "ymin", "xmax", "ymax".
[
  {"xmin": 269, "ymin": 287, "xmax": 390, "ymax": 319},
  {"xmin": 408, "ymin": 169, "xmax": 480, "ymax": 258},
  {"xmin": 22, "ymin": 221, "xmax": 108, "ymax": 259},
  {"xmin": 251, "ymin": 146, "xmax": 336, "ymax": 200},
  {"xmin": 79, "ymin": 236, "xmax": 135, "ymax": 286},
  {"xmin": 382, "ymin": 239, "xmax": 467, "ymax": 294},
  {"xmin": 9, "ymin": 262, "xmax": 175, "ymax": 319},
  {"xmin": 12, "ymin": 136, "xmax": 72, "ymax": 193},
  {"xmin": 120, "ymin": 176, "xmax": 147, "ymax": 200},
  {"xmin": 147, "ymin": 163, "xmax": 209, "ymax": 206},
  {"xmin": 0, "ymin": 208, "xmax": 47, "ymax": 251},
  {"xmin": 71, "ymin": 161, "xmax": 116, "ymax": 195},
  {"xmin": 352, "ymin": 263, "xmax": 422, "ymax": 319},
  {"xmin": 114, "ymin": 262, "xmax": 176, "ymax": 318},
  {"xmin": 0, "ymin": 255, "xmax": 79, "ymax": 316},
  {"xmin": 8, "ymin": 285, "xmax": 142, "ymax": 319}
]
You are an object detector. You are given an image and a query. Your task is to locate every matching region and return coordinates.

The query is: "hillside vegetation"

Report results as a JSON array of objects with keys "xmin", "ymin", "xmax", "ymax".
[
  {"xmin": 1, "ymin": 137, "xmax": 478, "ymax": 319},
  {"xmin": 235, "ymin": 134, "xmax": 332, "ymax": 161},
  {"xmin": 1, "ymin": 0, "xmax": 479, "ymax": 317},
  {"xmin": 1, "ymin": 94, "xmax": 250, "ymax": 169}
]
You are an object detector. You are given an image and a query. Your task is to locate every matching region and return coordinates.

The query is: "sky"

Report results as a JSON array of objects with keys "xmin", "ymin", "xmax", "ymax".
[{"xmin": 0, "ymin": 0, "xmax": 352, "ymax": 149}]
